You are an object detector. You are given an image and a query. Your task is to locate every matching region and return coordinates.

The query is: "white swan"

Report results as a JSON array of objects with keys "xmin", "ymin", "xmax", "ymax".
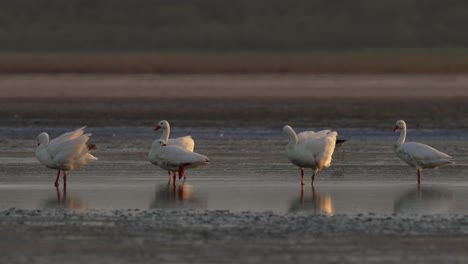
[
  {"xmin": 283, "ymin": 125, "xmax": 337, "ymax": 185},
  {"xmin": 148, "ymin": 139, "xmax": 209, "ymax": 183},
  {"xmin": 154, "ymin": 120, "xmax": 195, "ymax": 152},
  {"xmin": 35, "ymin": 127, "xmax": 98, "ymax": 187},
  {"xmin": 393, "ymin": 120, "xmax": 454, "ymax": 185}
]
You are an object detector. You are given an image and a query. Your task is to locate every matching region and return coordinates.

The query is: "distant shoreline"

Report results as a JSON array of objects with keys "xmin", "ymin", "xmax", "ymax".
[
  {"xmin": 0, "ymin": 73, "xmax": 466, "ymax": 128},
  {"xmin": 2, "ymin": 50, "xmax": 468, "ymax": 74}
]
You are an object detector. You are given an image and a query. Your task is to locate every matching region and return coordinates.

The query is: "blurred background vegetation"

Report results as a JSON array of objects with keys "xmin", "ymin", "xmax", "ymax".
[
  {"xmin": 1, "ymin": 0, "xmax": 468, "ymax": 73},
  {"xmin": 1, "ymin": 0, "xmax": 468, "ymax": 52}
]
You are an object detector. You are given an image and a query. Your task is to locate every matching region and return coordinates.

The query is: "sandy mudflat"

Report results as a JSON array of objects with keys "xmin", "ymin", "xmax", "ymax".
[
  {"xmin": 0, "ymin": 74, "xmax": 467, "ymax": 99},
  {"xmin": 1, "ymin": 209, "xmax": 468, "ymax": 263},
  {"xmin": 0, "ymin": 74, "xmax": 468, "ymax": 128}
]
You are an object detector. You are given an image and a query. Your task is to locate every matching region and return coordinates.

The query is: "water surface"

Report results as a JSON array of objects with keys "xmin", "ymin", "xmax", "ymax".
[{"xmin": 0, "ymin": 125, "xmax": 467, "ymax": 215}]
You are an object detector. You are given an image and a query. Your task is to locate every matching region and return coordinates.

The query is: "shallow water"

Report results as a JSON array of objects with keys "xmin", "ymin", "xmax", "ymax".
[{"xmin": 0, "ymin": 125, "xmax": 467, "ymax": 215}]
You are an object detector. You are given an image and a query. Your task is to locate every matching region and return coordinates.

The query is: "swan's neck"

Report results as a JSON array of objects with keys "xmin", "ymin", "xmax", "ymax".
[
  {"xmin": 39, "ymin": 134, "xmax": 50, "ymax": 148},
  {"xmin": 397, "ymin": 126, "xmax": 406, "ymax": 146},
  {"xmin": 161, "ymin": 125, "xmax": 170, "ymax": 142},
  {"xmin": 284, "ymin": 126, "xmax": 298, "ymax": 146}
]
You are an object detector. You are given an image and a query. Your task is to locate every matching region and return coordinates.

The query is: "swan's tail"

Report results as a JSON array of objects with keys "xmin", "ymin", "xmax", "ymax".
[{"xmin": 335, "ymin": 139, "xmax": 347, "ymax": 147}]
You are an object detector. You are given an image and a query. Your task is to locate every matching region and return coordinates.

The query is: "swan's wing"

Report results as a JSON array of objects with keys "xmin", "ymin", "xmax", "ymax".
[
  {"xmin": 297, "ymin": 130, "xmax": 331, "ymax": 142},
  {"xmin": 48, "ymin": 127, "xmax": 87, "ymax": 156},
  {"xmin": 303, "ymin": 131, "xmax": 337, "ymax": 168},
  {"xmin": 49, "ymin": 134, "xmax": 91, "ymax": 165},
  {"xmin": 316, "ymin": 130, "xmax": 333, "ymax": 137},
  {"xmin": 316, "ymin": 132, "xmax": 338, "ymax": 168},
  {"xmin": 401, "ymin": 142, "xmax": 453, "ymax": 166},
  {"xmin": 161, "ymin": 145, "xmax": 208, "ymax": 167},
  {"xmin": 168, "ymin": 136, "xmax": 195, "ymax": 152}
]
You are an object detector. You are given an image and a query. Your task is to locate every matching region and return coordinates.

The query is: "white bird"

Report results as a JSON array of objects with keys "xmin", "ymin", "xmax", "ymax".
[
  {"xmin": 283, "ymin": 125, "xmax": 337, "ymax": 185},
  {"xmin": 35, "ymin": 127, "xmax": 97, "ymax": 187},
  {"xmin": 148, "ymin": 139, "xmax": 209, "ymax": 183},
  {"xmin": 393, "ymin": 120, "xmax": 454, "ymax": 185},
  {"xmin": 154, "ymin": 120, "xmax": 195, "ymax": 179},
  {"xmin": 154, "ymin": 120, "xmax": 194, "ymax": 152}
]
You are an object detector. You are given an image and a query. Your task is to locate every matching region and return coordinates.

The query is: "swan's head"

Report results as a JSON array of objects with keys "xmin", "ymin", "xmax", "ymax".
[
  {"xmin": 282, "ymin": 125, "xmax": 293, "ymax": 134},
  {"xmin": 36, "ymin": 132, "xmax": 49, "ymax": 146},
  {"xmin": 394, "ymin": 120, "xmax": 407, "ymax": 132},
  {"xmin": 154, "ymin": 120, "xmax": 169, "ymax": 131},
  {"xmin": 152, "ymin": 139, "xmax": 167, "ymax": 148}
]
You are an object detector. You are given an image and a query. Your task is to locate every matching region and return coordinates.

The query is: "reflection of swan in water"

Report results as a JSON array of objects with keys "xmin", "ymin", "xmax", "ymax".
[
  {"xmin": 289, "ymin": 186, "xmax": 334, "ymax": 215},
  {"xmin": 150, "ymin": 183, "xmax": 207, "ymax": 209},
  {"xmin": 43, "ymin": 186, "xmax": 89, "ymax": 211},
  {"xmin": 393, "ymin": 186, "xmax": 453, "ymax": 214}
]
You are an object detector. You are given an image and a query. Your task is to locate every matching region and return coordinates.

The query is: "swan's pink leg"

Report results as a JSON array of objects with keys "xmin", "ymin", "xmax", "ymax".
[
  {"xmin": 300, "ymin": 185, "xmax": 304, "ymax": 203},
  {"xmin": 63, "ymin": 173, "xmax": 67, "ymax": 198},
  {"xmin": 54, "ymin": 170, "xmax": 61, "ymax": 187},
  {"xmin": 417, "ymin": 169, "xmax": 421, "ymax": 186},
  {"xmin": 301, "ymin": 168, "xmax": 304, "ymax": 185},
  {"xmin": 178, "ymin": 168, "xmax": 186, "ymax": 180},
  {"xmin": 55, "ymin": 186, "xmax": 61, "ymax": 202}
]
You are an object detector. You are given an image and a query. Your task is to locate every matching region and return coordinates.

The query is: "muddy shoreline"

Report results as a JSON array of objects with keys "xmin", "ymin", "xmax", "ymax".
[{"xmin": 1, "ymin": 209, "xmax": 468, "ymax": 263}]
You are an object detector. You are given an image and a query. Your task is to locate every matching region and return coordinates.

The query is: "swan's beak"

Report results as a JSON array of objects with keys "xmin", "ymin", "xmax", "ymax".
[
  {"xmin": 393, "ymin": 126, "xmax": 399, "ymax": 132},
  {"xmin": 154, "ymin": 125, "xmax": 161, "ymax": 131},
  {"xmin": 162, "ymin": 143, "xmax": 167, "ymax": 146}
]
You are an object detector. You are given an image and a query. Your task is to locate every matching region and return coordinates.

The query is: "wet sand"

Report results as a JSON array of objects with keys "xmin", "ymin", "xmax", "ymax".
[{"xmin": 1, "ymin": 209, "xmax": 468, "ymax": 263}]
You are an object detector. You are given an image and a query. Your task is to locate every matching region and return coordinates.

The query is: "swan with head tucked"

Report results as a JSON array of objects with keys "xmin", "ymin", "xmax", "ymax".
[
  {"xmin": 154, "ymin": 120, "xmax": 194, "ymax": 152},
  {"xmin": 35, "ymin": 127, "xmax": 97, "ymax": 187},
  {"xmin": 148, "ymin": 139, "xmax": 209, "ymax": 183},
  {"xmin": 283, "ymin": 125, "xmax": 337, "ymax": 185},
  {"xmin": 393, "ymin": 120, "xmax": 454, "ymax": 185}
]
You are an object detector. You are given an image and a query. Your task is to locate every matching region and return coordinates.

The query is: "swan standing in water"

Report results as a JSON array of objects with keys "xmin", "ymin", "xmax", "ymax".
[
  {"xmin": 149, "ymin": 139, "xmax": 209, "ymax": 183},
  {"xmin": 283, "ymin": 125, "xmax": 338, "ymax": 185},
  {"xmin": 35, "ymin": 127, "xmax": 97, "ymax": 187},
  {"xmin": 154, "ymin": 120, "xmax": 195, "ymax": 181},
  {"xmin": 393, "ymin": 120, "xmax": 454, "ymax": 185}
]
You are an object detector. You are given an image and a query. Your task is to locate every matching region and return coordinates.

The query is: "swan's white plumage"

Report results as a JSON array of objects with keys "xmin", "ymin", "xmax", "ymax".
[
  {"xmin": 283, "ymin": 125, "xmax": 337, "ymax": 184},
  {"xmin": 149, "ymin": 139, "xmax": 209, "ymax": 173},
  {"xmin": 167, "ymin": 137, "xmax": 195, "ymax": 152},
  {"xmin": 35, "ymin": 127, "xmax": 97, "ymax": 172},
  {"xmin": 396, "ymin": 142, "xmax": 453, "ymax": 169},
  {"xmin": 155, "ymin": 120, "xmax": 195, "ymax": 152},
  {"xmin": 393, "ymin": 120, "xmax": 453, "ymax": 184},
  {"xmin": 297, "ymin": 129, "xmax": 331, "ymax": 142}
]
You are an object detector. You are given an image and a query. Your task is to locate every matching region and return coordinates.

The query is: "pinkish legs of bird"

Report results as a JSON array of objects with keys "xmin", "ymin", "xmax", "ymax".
[
  {"xmin": 417, "ymin": 169, "xmax": 421, "ymax": 186},
  {"xmin": 300, "ymin": 168, "xmax": 316, "ymax": 186},
  {"xmin": 301, "ymin": 168, "xmax": 305, "ymax": 185},
  {"xmin": 167, "ymin": 168, "xmax": 188, "ymax": 185},
  {"xmin": 54, "ymin": 170, "xmax": 67, "ymax": 188},
  {"xmin": 178, "ymin": 168, "xmax": 186, "ymax": 180},
  {"xmin": 54, "ymin": 173, "xmax": 67, "ymax": 203},
  {"xmin": 54, "ymin": 170, "xmax": 60, "ymax": 187}
]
